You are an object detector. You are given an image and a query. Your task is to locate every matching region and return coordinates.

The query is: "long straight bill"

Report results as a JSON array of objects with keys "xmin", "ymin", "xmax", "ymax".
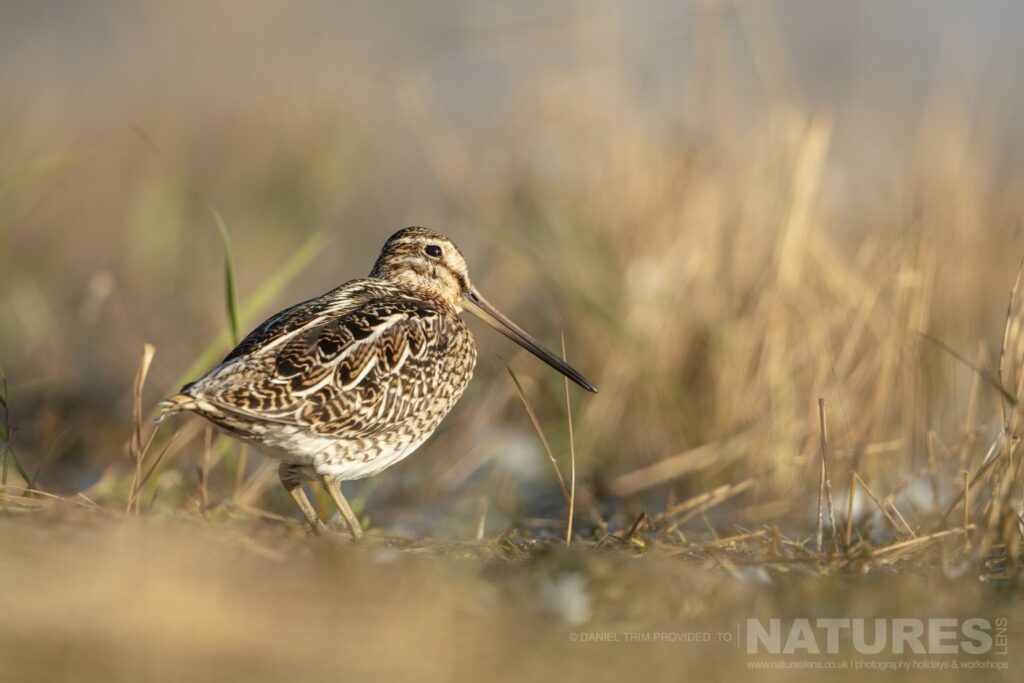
[{"xmin": 462, "ymin": 288, "xmax": 598, "ymax": 393}]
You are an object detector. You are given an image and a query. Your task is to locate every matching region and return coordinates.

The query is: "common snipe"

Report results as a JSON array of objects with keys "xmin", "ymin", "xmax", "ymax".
[{"xmin": 158, "ymin": 227, "xmax": 597, "ymax": 537}]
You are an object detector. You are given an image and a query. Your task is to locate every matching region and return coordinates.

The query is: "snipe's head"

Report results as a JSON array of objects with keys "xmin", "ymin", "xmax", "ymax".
[
  {"xmin": 370, "ymin": 227, "xmax": 470, "ymax": 307},
  {"xmin": 371, "ymin": 227, "xmax": 598, "ymax": 393}
]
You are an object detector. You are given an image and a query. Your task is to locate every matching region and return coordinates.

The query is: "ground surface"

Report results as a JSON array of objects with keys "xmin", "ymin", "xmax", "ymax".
[{"xmin": 1, "ymin": 500, "xmax": 1019, "ymax": 682}]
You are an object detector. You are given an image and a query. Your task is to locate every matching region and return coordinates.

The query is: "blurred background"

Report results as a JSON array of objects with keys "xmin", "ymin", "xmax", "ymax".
[{"xmin": 2, "ymin": 0, "xmax": 1024, "ymax": 537}]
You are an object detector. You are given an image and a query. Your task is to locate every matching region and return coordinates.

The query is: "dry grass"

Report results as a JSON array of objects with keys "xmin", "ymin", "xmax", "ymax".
[{"xmin": 1, "ymin": 1, "xmax": 1023, "ymax": 679}]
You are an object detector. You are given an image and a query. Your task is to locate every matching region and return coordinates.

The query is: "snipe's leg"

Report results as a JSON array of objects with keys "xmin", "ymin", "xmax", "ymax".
[
  {"xmin": 279, "ymin": 463, "xmax": 326, "ymax": 535},
  {"xmin": 320, "ymin": 474, "xmax": 364, "ymax": 539}
]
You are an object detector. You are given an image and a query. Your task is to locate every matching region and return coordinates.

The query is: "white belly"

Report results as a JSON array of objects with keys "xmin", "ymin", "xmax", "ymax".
[
  {"xmin": 254, "ymin": 425, "xmax": 435, "ymax": 481},
  {"xmin": 314, "ymin": 432, "xmax": 433, "ymax": 480}
]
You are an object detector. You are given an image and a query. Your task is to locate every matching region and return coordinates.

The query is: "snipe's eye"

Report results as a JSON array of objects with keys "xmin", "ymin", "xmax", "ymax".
[{"xmin": 425, "ymin": 244, "xmax": 443, "ymax": 259}]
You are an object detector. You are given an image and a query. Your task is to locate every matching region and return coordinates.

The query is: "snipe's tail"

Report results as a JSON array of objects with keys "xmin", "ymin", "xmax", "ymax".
[{"xmin": 154, "ymin": 392, "xmax": 197, "ymax": 424}]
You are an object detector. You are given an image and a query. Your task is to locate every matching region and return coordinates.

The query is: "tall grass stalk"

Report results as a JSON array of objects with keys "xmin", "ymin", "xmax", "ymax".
[
  {"xmin": 210, "ymin": 208, "xmax": 241, "ymax": 346},
  {"xmin": 561, "ymin": 332, "xmax": 577, "ymax": 546},
  {"xmin": 505, "ymin": 365, "xmax": 569, "ymax": 505},
  {"xmin": 127, "ymin": 344, "xmax": 157, "ymax": 513}
]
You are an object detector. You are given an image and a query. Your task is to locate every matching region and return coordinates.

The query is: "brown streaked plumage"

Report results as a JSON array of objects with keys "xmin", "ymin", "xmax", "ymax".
[{"xmin": 158, "ymin": 227, "xmax": 597, "ymax": 537}]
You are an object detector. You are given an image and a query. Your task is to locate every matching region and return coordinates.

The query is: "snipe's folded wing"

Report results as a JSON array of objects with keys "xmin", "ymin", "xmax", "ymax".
[
  {"xmin": 186, "ymin": 290, "xmax": 456, "ymax": 440},
  {"xmin": 218, "ymin": 280, "xmax": 386, "ymax": 364}
]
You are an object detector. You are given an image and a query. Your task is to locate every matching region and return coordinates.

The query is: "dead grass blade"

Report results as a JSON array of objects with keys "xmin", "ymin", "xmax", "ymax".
[
  {"xmin": 128, "ymin": 344, "xmax": 157, "ymax": 513},
  {"xmin": 232, "ymin": 444, "xmax": 248, "ymax": 502},
  {"xmin": 661, "ymin": 529, "xmax": 769, "ymax": 556},
  {"xmin": 607, "ymin": 429, "xmax": 750, "ymax": 497},
  {"xmin": 505, "ymin": 364, "xmax": 569, "ymax": 504},
  {"xmin": 845, "ymin": 470, "xmax": 856, "ymax": 548},
  {"xmin": 873, "ymin": 527, "xmax": 974, "ymax": 559},
  {"xmin": 816, "ymin": 398, "xmax": 837, "ymax": 552},
  {"xmin": 237, "ymin": 459, "xmax": 279, "ymax": 507},
  {"xmin": 134, "ymin": 431, "xmax": 180, "ymax": 504},
  {"xmin": 918, "ymin": 332, "xmax": 1015, "ymax": 406},
  {"xmin": 962, "ymin": 471, "xmax": 971, "ymax": 548},
  {"xmin": 934, "ymin": 438, "xmax": 1002, "ymax": 530},
  {"xmin": 776, "ymin": 113, "xmax": 831, "ymax": 290},
  {"xmin": 198, "ymin": 425, "xmax": 212, "ymax": 512},
  {"xmin": 561, "ymin": 332, "xmax": 577, "ymax": 546},
  {"xmin": 658, "ymin": 479, "xmax": 755, "ymax": 533},
  {"xmin": 851, "ymin": 472, "xmax": 908, "ymax": 539},
  {"xmin": 886, "ymin": 498, "xmax": 917, "ymax": 539},
  {"xmin": 998, "ymin": 256, "xmax": 1024, "ymax": 428}
]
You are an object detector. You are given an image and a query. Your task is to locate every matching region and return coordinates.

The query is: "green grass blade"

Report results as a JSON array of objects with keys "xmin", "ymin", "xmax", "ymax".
[
  {"xmin": 171, "ymin": 228, "xmax": 332, "ymax": 391},
  {"xmin": 210, "ymin": 208, "xmax": 240, "ymax": 346}
]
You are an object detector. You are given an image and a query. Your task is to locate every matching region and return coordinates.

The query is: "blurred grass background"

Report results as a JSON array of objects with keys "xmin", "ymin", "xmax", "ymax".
[
  {"xmin": 3, "ymin": 0, "xmax": 1023, "ymax": 531},
  {"xmin": 1, "ymin": 2, "xmax": 1023, "ymax": 679}
]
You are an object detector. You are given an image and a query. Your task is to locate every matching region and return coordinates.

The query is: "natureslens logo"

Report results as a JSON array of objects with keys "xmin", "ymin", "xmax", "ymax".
[{"xmin": 746, "ymin": 618, "xmax": 1008, "ymax": 656}]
